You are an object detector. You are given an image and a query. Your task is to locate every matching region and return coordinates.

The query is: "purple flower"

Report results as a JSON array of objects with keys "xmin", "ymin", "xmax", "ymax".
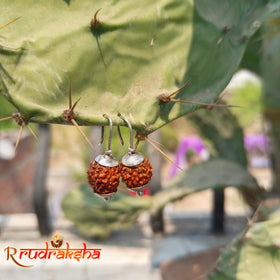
[
  {"xmin": 244, "ymin": 134, "xmax": 268, "ymax": 154},
  {"xmin": 169, "ymin": 136, "xmax": 208, "ymax": 178}
]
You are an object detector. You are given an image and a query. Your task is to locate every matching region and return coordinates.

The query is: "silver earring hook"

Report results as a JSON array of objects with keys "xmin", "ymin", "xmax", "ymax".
[
  {"xmin": 117, "ymin": 125, "xmax": 124, "ymax": 146},
  {"xmin": 118, "ymin": 113, "xmax": 134, "ymax": 154},
  {"xmin": 103, "ymin": 114, "xmax": 113, "ymax": 156},
  {"xmin": 99, "ymin": 126, "xmax": 104, "ymax": 145},
  {"xmin": 100, "ymin": 124, "xmax": 123, "ymax": 147}
]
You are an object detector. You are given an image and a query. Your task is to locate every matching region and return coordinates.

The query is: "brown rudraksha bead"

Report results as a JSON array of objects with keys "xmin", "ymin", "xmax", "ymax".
[
  {"xmin": 120, "ymin": 158, "xmax": 153, "ymax": 189},
  {"xmin": 87, "ymin": 161, "xmax": 121, "ymax": 195}
]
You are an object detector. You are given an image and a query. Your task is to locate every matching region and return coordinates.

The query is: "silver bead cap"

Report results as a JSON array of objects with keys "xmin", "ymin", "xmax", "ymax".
[
  {"xmin": 95, "ymin": 154, "xmax": 119, "ymax": 167},
  {"xmin": 121, "ymin": 152, "xmax": 144, "ymax": 167},
  {"xmin": 94, "ymin": 192, "xmax": 115, "ymax": 201},
  {"xmin": 128, "ymin": 185, "xmax": 147, "ymax": 196}
]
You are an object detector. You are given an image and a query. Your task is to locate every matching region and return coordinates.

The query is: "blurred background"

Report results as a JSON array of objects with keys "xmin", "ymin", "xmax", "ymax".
[{"xmin": 0, "ymin": 69, "xmax": 272, "ymax": 279}]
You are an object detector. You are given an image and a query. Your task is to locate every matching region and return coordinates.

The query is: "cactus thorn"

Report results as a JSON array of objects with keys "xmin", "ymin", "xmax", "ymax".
[
  {"xmin": 91, "ymin": 8, "xmax": 102, "ymax": 29},
  {"xmin": 129, "ymin": 112, "xmax": 135, "ymax": 122},
  {"xmin": 69, "ymin": 97, "xmax": 81, "ymax": 116},
  {"xmin": 0, "ymin": 112, "xmax": 37, "ymax": 151},
  {"xmin": 167, "ymin": 78, "xmax": 192, "ymax": 98},
  {"xmin": 27, "ymin": 125, "xmax": 38, "ymax": 141},
  {"xmin": 14, "ymin": 125, "xmax": 23, "ymax": 153},
  {"xmin": 63, "ymin": 85, "xmax": 78, "ymax": 121},
  {"xmin": 162, "ymin": 78, "xmax": 192, "ymax": 101},
  {"xmin": 217, "ymin": 37, "xmax": 223, "ymax": 45},
  {"xmin": 66, "ymin": 84, "xmax": 81, "ymax": 116},
  {"xmin": 62, "ymin": 85, "xmax": 95, "ymax": 151},
  {"xmin": 137, "ymin": 134, "xmax": 183, "ymax": 170},
  {"xmin": 223, "ymin": 25, "xmax": 231, "ymax": 33},
  {"xmin": 71, "ymin": 118, "xmax": 95, "ymax": 151},
  {"xmin": 139, "ymin": 120, "xmax": 152, "ymax": 132},
  {"xmin": 169, "ymin": 98, "xmax": 240, "ymax": 109},
  {"xmin": 140, "ymin": 120, "xmax": 146, "ymax": 126},
  {"xmin": 15, "ymin": 114, "xmax": 37, "ymax": 143},
  {"xmin": 0, "ymin": 17, "xmax": 21, "ymax": 30},
  {"xmin": 0, "ymin": 115, "xmax": 15, "ymax": 122},
  {"xmin": 158, "ymin": 79, "xmax": 240, "ymax": 109},
  {"xmin": 206, "ymin": 90, "xmax": 238, "ymax": 111},
  {"xmin": 145, "ymin": 134, "xmax": 165, "ymax": 149}
]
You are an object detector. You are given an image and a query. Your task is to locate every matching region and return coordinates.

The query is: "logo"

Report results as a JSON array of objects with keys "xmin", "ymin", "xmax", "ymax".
[
  {"xmin": 51, "ymin": 231, "xmax": 63, "ymax": 248},
  {"xmin": 4, "ymin": 232, "xmax": 102, "ymax": 267}
]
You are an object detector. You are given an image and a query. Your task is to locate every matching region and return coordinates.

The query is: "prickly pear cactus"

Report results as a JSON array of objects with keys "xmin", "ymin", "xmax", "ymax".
[
  {"xmin": 261, "ymin": 30, "xmax": 280, "ymax": 194},
  {"xmin": 152, "ymin": 159, "xmax": 260, "ymax": 214},
  {"xmin": 189, "ymin": 105, "xmax": 247, "ymax": 167},
  {"xmin": 209, "ymin": 217, "xmax": 280, "ymax": 280},
  {"xmin": 1, "ymin": 0, "xmax": 279, "ymax": 134},
  {"xmin": 62, "ymin": 184, "xmax": 152, "ymax": 239}
]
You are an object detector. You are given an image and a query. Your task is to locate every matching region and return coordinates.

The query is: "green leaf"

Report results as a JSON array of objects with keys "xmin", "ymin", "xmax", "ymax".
[
  {"xmin": 152, "ymin": 159, "xmax": 260, "ymax": 214},
  {"xmin": 240, "ymin": 31, "xmax": 263, "ymax": 74},
  {"xmin": 189, "ymin": 106, "xmax": 247, "ymax": 167},
  {"xmin": 261, "ymin": 32, "xmax": 280, "ymax": 109},
  {"xmin": 260, "ymin": 27, "xmax": 280, "ymax": 193},
  {"xmin": 209, "ymin": 217, "xmax": 280, "ymax": 280},
  {"xmin": 61, "ymin": 184, "xmax": 152, "ymax": 239},
  {"xmin": 189, "ymin": 106, "xmax": 264, "ymax": 209},
  {"xmin": 1, "ymin": 0, "xmax": 279, "ymax": 134}
]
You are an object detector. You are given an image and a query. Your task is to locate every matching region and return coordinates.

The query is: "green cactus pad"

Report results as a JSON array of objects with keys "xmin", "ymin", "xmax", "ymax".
[
  {"xmin": 1, "ymin": 0, "xmax": 279, "ymax": 134},
  {"xmin": 261, "ymin": 32, "xmax": 280, "ymax": 109},
  {"xmin": 209, "ymin": 217, "xmax": 280, "ymax": 280},
  {"xmin": 152, "ymin": 158, "xmax": 260, "ymax": 214},
  {"xmin": 62, "ymin": 184, "xmax": 152, "ymax": 239}
]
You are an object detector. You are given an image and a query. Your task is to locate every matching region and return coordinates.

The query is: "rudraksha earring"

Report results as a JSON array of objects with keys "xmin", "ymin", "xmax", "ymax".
[
  {"xmin": 87, "ymin": 115, "xmax": 121, "ymax": 201},
  {"xmin": 118, "ymin": 114, "xmax": 153, "ymax": 196}
]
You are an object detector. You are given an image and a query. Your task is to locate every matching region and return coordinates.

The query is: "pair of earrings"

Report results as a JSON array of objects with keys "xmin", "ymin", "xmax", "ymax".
[{"xmin": 87, "ymin": 114, "xmax": 153, "ymax": 201}]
